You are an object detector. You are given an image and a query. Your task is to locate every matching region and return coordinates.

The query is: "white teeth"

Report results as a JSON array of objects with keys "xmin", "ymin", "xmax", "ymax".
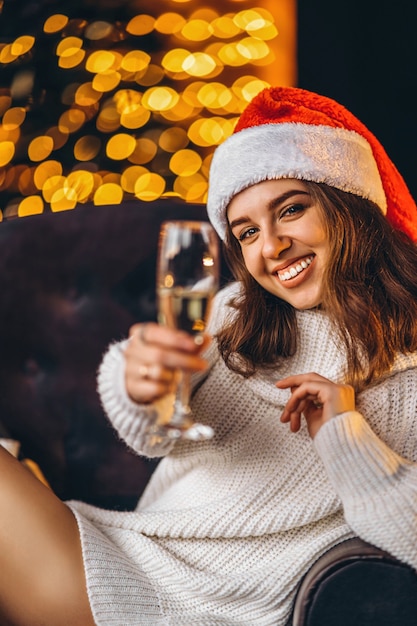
[{"xmin": 278, "ymin": 256, "xmax": 313, "ymax": 282}]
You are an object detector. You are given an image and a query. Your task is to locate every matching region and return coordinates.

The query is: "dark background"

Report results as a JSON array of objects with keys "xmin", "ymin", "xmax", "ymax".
[{"xmin": 297, "ymin": 0, "xmax": 417, "ymax": 202}]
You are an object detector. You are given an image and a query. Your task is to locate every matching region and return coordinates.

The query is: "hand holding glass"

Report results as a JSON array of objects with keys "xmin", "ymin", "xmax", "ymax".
[{"xmin": 153, "ymin": 220, "xmax": 219, "ymax": 441}]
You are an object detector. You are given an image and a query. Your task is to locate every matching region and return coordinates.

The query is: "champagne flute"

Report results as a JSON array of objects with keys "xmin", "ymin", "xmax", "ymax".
[{"xmin": 152, "ymin": 220, "xmax": 219, "ymax": 441}]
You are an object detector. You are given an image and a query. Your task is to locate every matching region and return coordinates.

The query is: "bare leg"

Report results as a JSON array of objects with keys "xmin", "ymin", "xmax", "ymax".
[{"xmin": 0, "ymin": 446, "xmax": 96, "ymax": 626}]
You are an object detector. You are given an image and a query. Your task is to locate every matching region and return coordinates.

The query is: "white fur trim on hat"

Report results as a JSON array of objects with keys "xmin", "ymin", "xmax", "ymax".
[{"xmin": 207, "ymin": 122, "xmax": 387, "ymax": 240}]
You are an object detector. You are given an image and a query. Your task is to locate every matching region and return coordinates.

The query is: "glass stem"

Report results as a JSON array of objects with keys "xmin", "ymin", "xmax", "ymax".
[{"xmin": 173, "ymin": 370, "xmax": 192, "ymax": 424}]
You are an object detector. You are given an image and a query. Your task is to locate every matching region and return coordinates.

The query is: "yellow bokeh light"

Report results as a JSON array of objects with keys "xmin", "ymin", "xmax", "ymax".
[
  {"xmin": 28, "ymin": 136, "xmax": 54, "ymax": 162},
  {"xmin": 128, "ymin": 138, "xmax": 158, "ymax": 165},
  {"xmin": 134, "ymin": 173, "xmax": 166, "ymax": 201},
  {"xmin": 197, "ymin": 83, "xmax": 232, "ymax": 109},
  {"xmin": 86, "ymin": 50, "xmax": 119, "ymax": 74},
  {"xmin": 188, "ymin": 116, "xmax": 236, "ymax": 147},
  {"xmin": 0, "ymin": 44, "xmax": 19, "ymax": 64},
  {"xmin": 45, "ymin": 126, "xmax": 69, "ymax": 151},
  {"xmin": 2, "ymin": 107, "xmax": 26, "ymax": 130},
  {"xmin": 173, "ymin": 173, "xmax": 208, "ymax": 202},
  {"xmin": 0, "ymin": 125, "xmax": 20, "ymax": 145},
  {"xmin": 237, "ymin": 37, "xmax": 270, "ymax": 60},
  {"xmin": 159, "ymin": 127, "xmax": 189, "ymax": 153},
  {"xmin": 135, "ymin": 64, "xmax": 165, "ymax": 87},
  {"xmin": 64, "ymin": 170, "xmax": 95, "ymax": 202},
  {"xmin": 162, "ymin": 48, "xmax": 190, "ymax": 74},
  {"xmin": 34, "ymin": 161, "xmax": 63, "ymax": 190},
  {"xmin": 169, "ymin": 149, "xmax": 202, "ymax": 176},
  {"xmin": 18, "ymin": 195, "xmax": 44, "ymax": 217},
  {"xmin": 74, "ymin": 135, "xmax": 101, "ymax": 161},
  {"xmin": 120, "ymin": 105, "xmax": 150, "ymax": 130},
  {"xmin": 106, "ymin": 133, "xmax": 136, "ymax": 160},
  {"xmin": 56, "ymin": 37, "xmax": 83, "ymax": 57},
  {"xmin": 249, "ymin": 23, "xmax": 278, "ymax": 41},
  {"xmin": 142, "ymin": 87, "xmax": 180, "ymax": 111},
  {"xmin": 181, "ymin": 19, "xmax": 213, "ymax": 42},
  {"xmin": 183, "ymin": 52, "xmax": 217, "ymax": 77},
  {"xmin": 237, "ymin": 77, "xmax": 269, "ymax": 102},
  {"xmin": 59, "ymin": 109, "xmax": 86, "ymax": 133},
  {"xmin": 75, "ymin": 83, "xmax": 102, "ymax": 107},
  {"xmin": 94, "ymin": 183, "xmax": 124, "ymax": 205},
  {"xmin": 11, "ymin": 36, "xmax": 35, "ymax": 57},
  {"xmin": 126, "ymin": 14, "xmax": 155, "ymax": 36},
  {"xmin": 17, "ymin": 167, "xmax": 37, "ymax": 196},
  {"xmin": 121, "ymin": 50, "xmax": 151, "ymax": 73},
  {"xmin": 211, "ymin": 16, "xmax": 241, "ymax": 39},
  {"xmin": 96, "ymin": 104, "xmax": 121, "ymax": 133},
  {"xmin": 155, "ymin": 13, "xmax": 186, "ymax": 35},
  {"xmin": 42, "ymin": 175, "xmax": 66, "ymax": 202},
  {"xmin": 43, "ymin": 14, "xmax": 69, "ymax": 34},
  {"xmin": 18, "ymin": 166, "xmax": 36, "ymax": 195},
  {"xmin": 93, "ymin": 70, "xmax": 121, "ymax": 93},
  {"xmin": 58, "ymin": 48, "xmax": 86, "ymax": 69},
  {"xmin": 114, "ymin": 89, "xmax": 141, "ymax": 112},
  {"xmin": 218, "ymin": 42, "xmax": 248, "ymax": 66},
  {"xmin": 50, "ymin": 187, "xmax": 78, "ymax": 212},
  {"xmin": 158, "ymin": 97, "xmax": 198, "ymax": 122},
  {"xmin": 121, "ymin": 165, "xmax": 149, "ymax": 193}
]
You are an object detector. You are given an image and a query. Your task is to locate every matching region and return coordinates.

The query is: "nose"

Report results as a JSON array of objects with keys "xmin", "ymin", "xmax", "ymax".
[{"xmin": 261, "ymin": 227, "xmax": 290, "ymax": 258}]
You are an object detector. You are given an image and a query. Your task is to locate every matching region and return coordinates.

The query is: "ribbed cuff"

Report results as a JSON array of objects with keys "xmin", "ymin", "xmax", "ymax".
[{"xmin": 314, "ymin": 411, "xmax": 404, "ymax": 497}]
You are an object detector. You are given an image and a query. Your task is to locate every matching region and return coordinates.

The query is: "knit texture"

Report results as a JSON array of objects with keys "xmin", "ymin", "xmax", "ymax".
[{"xmin": 69, "ymin": 283, "xmax": 417, "ymax": 625}]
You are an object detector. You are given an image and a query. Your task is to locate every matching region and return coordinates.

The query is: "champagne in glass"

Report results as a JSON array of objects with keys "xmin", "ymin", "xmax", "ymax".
[{"xmin": 155, "ymin": 220, "xmax": 219, "ymax": 441}]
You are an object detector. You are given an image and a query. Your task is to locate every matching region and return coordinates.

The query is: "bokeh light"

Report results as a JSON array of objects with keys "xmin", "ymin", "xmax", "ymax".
[{"xmin": 0, "ymin": 0, "xmax": 296, "ymax": 218}]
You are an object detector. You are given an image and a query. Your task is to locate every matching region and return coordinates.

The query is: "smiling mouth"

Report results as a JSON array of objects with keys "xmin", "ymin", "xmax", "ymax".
[{"xmin": 276, "ymin": 256, "xmax": 314, "ymax": 282}]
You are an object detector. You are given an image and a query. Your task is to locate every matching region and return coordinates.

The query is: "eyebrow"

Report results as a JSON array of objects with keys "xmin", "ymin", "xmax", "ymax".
[{"xmin": 228, "ymin": 188, "xmax": 310, "ymax": 231}]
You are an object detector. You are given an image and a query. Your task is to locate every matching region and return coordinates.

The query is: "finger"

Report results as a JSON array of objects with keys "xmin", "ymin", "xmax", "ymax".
[
  {"xmin": 129, "ymin": 322, "xmax": 210, "ymax": 354},
  {"xmin": 136, "ymin": 363, "xmax": 178, "ymax": 384},
  {"xmin": 127, "ymin": 377, "xmax": 176, "ymax": 404},
  {"xmin": 276, "ymin": 372, "xmax": 328, "ymax": 389},
  {"xmin": 281, "ymin": 398, "xmax": 309, "ymax": 430},
  {"xmin": 289, "ymin": 411, "xmax": 302, "ymax": 433}
]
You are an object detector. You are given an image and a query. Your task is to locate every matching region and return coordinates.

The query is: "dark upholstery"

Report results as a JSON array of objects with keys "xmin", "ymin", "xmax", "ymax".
[
  {"xmin": 0, "ymin": 198, "xmax": 215, "ymax": 509},
  {"xmin": 291, "ymin": 538, "xmax": 417, "ymax": 626}
]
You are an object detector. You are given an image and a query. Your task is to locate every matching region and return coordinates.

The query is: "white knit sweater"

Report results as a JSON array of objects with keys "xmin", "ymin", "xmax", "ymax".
[{"xmin": 69, "ymin": 282, "xmax": 417, "ymax": 626}]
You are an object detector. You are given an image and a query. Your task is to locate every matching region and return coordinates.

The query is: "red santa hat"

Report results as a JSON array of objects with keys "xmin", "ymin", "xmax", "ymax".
[{"xmin": 207, "ymin": 86, "xmax": 417, "ymax": 242}]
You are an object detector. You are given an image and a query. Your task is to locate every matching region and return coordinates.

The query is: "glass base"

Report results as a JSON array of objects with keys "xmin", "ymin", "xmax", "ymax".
[{"xmin": 149, "ymin": 421, "xmax": 214, "ymax": 442}]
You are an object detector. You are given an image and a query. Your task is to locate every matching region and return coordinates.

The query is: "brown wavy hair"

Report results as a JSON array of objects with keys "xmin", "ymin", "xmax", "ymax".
[{"xmin": 216, "ymin": 181, "xmax": 417, "ymax": 390}]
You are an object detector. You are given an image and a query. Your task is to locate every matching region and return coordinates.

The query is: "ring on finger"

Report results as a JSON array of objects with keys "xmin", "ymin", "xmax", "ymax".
[{"xmin": 138, "ymin": 364, "xmax": 150, "ymax": 379}]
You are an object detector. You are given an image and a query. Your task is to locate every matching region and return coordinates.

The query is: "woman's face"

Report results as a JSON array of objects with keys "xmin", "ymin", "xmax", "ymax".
[{"xmin": 227, "ymin": 179, "xmax": 329, "ymax": 310}]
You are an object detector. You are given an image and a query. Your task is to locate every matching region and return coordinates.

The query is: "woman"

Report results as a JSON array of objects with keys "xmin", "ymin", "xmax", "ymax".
[{"xmin": 1, "ymin": 86, "xmax": 417, "ymax": 626}]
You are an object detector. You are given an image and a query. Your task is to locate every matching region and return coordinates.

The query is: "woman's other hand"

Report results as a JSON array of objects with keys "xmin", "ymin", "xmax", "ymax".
[
  {"xmin": 124, "ymin": 323, "xmax": 211, "ymax": 404},
  {"xmin": 277, "ymin": 372, "xmax": 355, "ymax": 438}
]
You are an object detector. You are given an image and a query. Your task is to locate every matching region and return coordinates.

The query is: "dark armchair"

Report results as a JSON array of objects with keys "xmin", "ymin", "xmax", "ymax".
[{"xmin": 0, "ymin": 199, "xmax": 416, "ymax": 624}]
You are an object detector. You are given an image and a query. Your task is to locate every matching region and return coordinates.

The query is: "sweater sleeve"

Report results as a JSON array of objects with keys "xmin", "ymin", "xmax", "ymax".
[
  {"xmin": 314, "ymin": 406, "xmax": 417, "ymax": 570},
  {"xmin": 96, "ymin": 283, "xmax": 238, "ymax": 459},
  {"xmin": 97, "ymin": 338, "xmax": 175, "ymax": 458}
]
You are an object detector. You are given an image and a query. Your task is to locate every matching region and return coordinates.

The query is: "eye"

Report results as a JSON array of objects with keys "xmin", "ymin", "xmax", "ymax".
[
  {"xmin": 238, "ymin": 226, "xmax": 258, "ymax": 242},
  {"xmin": 280, "ymin": 203, "xmax": 306, "ymax": 219}
]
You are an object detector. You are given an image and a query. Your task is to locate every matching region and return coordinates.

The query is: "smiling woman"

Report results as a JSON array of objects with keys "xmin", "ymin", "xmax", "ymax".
[
  {"xmin": 227, "ymin": 179, "xmax": 328, "ymax": 310},
  {"xmin": 2, "ymin": 85, "xmax": 417, "ymax": 626},
  {"xmin": 69, "ymin": 85, "xmax": 417, "ymax": 625}
]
